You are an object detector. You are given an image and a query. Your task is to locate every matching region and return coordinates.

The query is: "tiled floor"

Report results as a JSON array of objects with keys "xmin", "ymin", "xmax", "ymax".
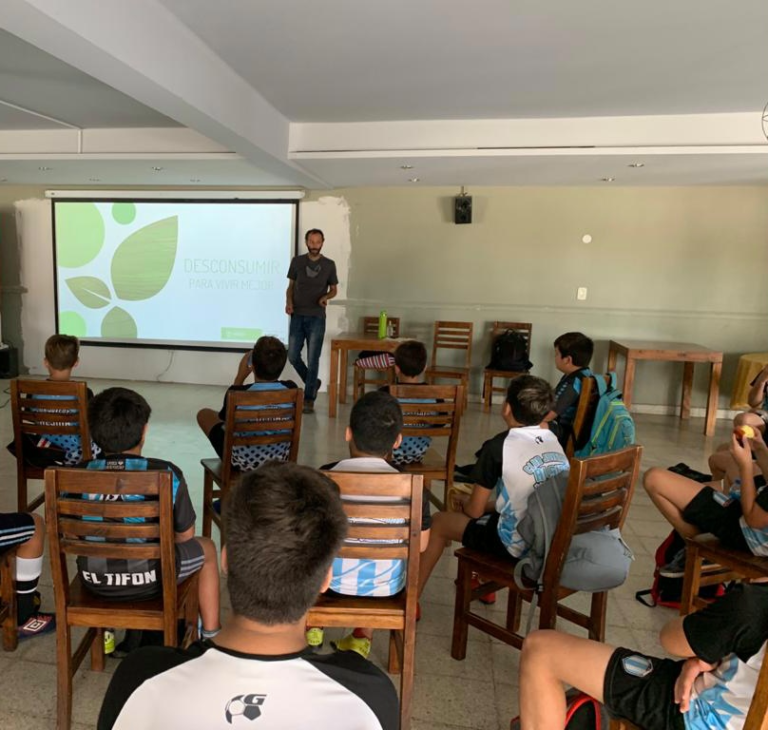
[{"xmin": 0, "ymin": 378, "xmax": 730, "ymax": 729}]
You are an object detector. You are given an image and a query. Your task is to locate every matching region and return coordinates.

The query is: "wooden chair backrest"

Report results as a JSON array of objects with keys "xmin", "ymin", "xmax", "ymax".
[
  {"xmin": 363, "ymin": 316, "xmax": 401, "ymax": 337},
  {"xmin": 11, "ymin": 379, "xmax": 92, "ymax": 460},
  {"xmin": 541, "ymin": 446, "xmax": 642, "ymax": 591},
  {"xmin": 219, "ymin": 387, "xmax": 304, "ymax": 485},
  {"xmin": 323, "ymin": 470, "xmax": 423, "ymax": 572},
  {"xmin": 564, "ymin": 374, "xmax": 614, "ymax": 459},
  {"xmin": 45, "ymin": 468, "xmax": 176, "ymax": 610},
  {"xmin": 490, "ymin": 321, "xmax": 532, "ymax": 363},
  {"xmin": 432, "ymin": 321, "xmax": 473, "ymax": 367}
]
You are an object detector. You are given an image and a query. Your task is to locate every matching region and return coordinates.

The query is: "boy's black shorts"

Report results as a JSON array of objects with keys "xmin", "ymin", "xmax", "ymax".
[
  {"xmin": 461, "ymin": 513, "xmax": 512, "ymax": 559},
  {"xmin": 0, "ymin": 512, "xmax": 36, "ymax": 553},
  {"xmin": 681, "ymin": 486, "xmax": 749, "ymax": 551},
  {"xmin": 604, "ymin": 648, "xmax": 685, "ymax": 730},
  {"xmin": 206, "ymin": 423, "xmax": 226, "ymax": 459}
]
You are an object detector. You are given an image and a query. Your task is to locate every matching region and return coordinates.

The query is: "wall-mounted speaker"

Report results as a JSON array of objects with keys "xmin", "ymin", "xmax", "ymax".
[{"xmin": 454, "ymin": 195, "xmax": 472, "ymax": 224}]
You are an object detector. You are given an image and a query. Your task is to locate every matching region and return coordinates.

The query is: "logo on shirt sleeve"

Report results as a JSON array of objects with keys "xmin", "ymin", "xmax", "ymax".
[{"xmin": 225, "ymin": 694, "xmax": 267, "ymax": 723}]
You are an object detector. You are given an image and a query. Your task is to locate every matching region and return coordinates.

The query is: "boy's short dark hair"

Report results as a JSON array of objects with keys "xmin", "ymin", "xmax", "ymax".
[
  {"xmin": 88, "ymin": 387, "xmax": 151, "ymax": 453},
  {"xmin": 45, "ymin": 334, "xmax": 80, "ymax": 371},
  {"xmin": 554, "ymin": 332, "xmax": 594, "ymax": 368},
  {"xmin": 305, "ymin": 228, "xmax": 324, "ymax": 242},
  {"xmin": 224, "ymin": 462, "xmax": 348, "ymax": 625},
  {"xmin": 349, "ymin": 391, "xmax": 403, "ymax": 457},
  {"xmin": 394, "ymin": 340, "xmax": 427, "ymax": 377},
  {"xmin": 506, "ymin": 375, "xmax": 555, "ymax": 426},
  {"xmin": 252, "ymin": 336, "xmax": 287, "ymax": 380}
]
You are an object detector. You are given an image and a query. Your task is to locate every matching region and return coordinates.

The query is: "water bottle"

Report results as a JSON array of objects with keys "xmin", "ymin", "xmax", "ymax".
[{"xmin": 378, "ymin": 310, "xmax": 387, "ymax": 339}]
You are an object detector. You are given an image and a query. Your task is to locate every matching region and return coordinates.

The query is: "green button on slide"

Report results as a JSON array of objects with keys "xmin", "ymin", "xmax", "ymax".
[{"xmin": 221, "ymin": 327, "xmax": 262, "ymax": 341}]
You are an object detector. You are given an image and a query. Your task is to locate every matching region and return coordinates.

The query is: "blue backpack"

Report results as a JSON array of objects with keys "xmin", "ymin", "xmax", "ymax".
[{"xmin": 575, "ymin": 373, "xmax": 635, "ymax": 457}]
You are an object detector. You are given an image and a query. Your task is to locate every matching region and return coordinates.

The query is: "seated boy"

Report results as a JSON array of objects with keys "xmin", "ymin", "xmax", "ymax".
[
  {"xmin": 197, "ymin": 336, "xmax": 298, "ymax": 471},
  {"xmin": 644, "ymin": 427, "xmax": 768, "ymax": 557},
  {"xmin": 97, "ymin": 462, "xmax": 398, "ymax": 730},
  {"xmin": 380, "ymin": 339, "xmax": 435, "ymax": 465},
  {"xmin": 308, "ymin": 391, "xmax": 431, "ymax": 658},
  {"xmin": 418, "ymin": 375, "xmax": 570, "ymax": 597},
  {"xmin": 519, "ymin": 582, "xmax": 768, "ymax": 730},
  {"xmin": 708, "ymin": 409, "xmax": 768, "ymax": 488},
  {"xmin": 78, "ymin": 387, "xmax": 220, "ymax": 639},
  {"xmin": 0, "ymin": 511, "xmax": 55, "ymax": 639},
  {"xmin": 543, "ymin": 332, "xmax": 594, "ymax": 449}
]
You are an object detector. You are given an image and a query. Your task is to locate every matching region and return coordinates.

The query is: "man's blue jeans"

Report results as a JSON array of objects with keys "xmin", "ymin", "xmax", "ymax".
[{"xmin": 288, "ymin": 314, "xmax": 326, "ymax": 402}]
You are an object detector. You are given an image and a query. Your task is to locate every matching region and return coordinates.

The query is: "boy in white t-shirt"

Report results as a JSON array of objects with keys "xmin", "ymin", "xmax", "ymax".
[{"xmin": 418, "ymin": 375, "xmax": 570, "ymax": 597}]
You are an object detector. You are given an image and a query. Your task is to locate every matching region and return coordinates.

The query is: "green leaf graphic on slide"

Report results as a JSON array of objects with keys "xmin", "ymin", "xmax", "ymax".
[
  {"xmin": 57, "ymin": 203, "xmax": 105, "ymax": 268},
  {"xmin": 111, "ymin": 216, "xmax": 178, "ymax": 300},
  {"xmin": 101, "ymin": 306, "xmax": 137, "ymax": 339},
  {"xmin": 65, "ymin": 276, "xmax": 111, "ymax": 309},
  {"xmin": 58, "ymin": 311, "xmax": 87, "ymax": 338}
]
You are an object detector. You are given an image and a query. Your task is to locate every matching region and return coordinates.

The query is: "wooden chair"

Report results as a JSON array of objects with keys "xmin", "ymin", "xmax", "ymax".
[
  {"xmin": 452, "ymin": 446, "xmax": 642, "ymax": 658},
  {"xmin": 390, "ymin": 384, "xmax": 464, "ymax": 510},
  {"xmin": 353, "ymin": 316, "xmax": 402, "ymax": 400},
  {"xmin": 46, "ymin": 468, "xmax": 200, "ymax": 730},
  {"xmin": 482, "ymin": 321, "xmax": 532, "ymax": 412},
  {"xmin": 0, "ymin": 545, "xmax": 19, "ymax": 652},
  {"xmin": 11, "ymin": 379, "xmax": 92, "ymax": 512},
  {"xmin": 308, "ymin": 471, "xmax": 423, "ymax": 730},
  {"xmin": 425, "ymin": 321, "xmax": 473, "ymax": 407},
  {"xmin": 202, "ymin": 388, "xmax": 303, "ymax": 539}
]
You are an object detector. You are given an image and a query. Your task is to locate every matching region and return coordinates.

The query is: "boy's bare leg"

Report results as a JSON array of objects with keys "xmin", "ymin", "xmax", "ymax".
[
  {"xmin": 18, "ymin": 513, "xmax": 44, "ymax": 560},
  {"xmin": 520, "ymin": 630, "xmax": 615, "ymax": 730},
  {"xmin": 417, "ymin": 511, "xmax": 471, "ymax": 596},
  {"xmin": 196, "ymin": 409, "xmax": 220, "ymax": 436},
  {"xmin": 196, "ymin": 536, "xmax": 221, "ymax": 632},
  {"xmin": 643, "ymin": 468, "xmax": 707, "ymax": 538}
]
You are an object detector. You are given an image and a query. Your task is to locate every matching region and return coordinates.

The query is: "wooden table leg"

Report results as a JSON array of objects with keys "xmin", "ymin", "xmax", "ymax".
[
  {"xmin": 607, "ymin": 344, "xmax": 618, "ymax": 372},
  {"xmin": 680, "ymin": 362, "xmax": 694, "ymax": 420},
  {"xmin": 329, "ymin": 345, "xmax": 339, "ymax": 418},
  {"xmin": 622, "ymin": 356, "xmax": 635, "ymax": 410},
  {"xmin": 339, "ymin": 348, "xmax": 349, "ymax": 404},
  {"xmin": 704, "ymin": 360, "xmax": 722, "ymax": 436}
]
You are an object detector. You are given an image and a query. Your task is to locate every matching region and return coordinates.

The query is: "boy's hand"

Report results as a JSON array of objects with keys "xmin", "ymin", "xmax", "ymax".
[
  {"xmin": 730, "ymin": 431, "xmax": 753, "ymax": 470},
  {"xmin": 235, "ymin": 352, "xmax": 254, "ymax": 384},
  {"xmin": 674, "ymin": 657, "xmax": 716, "ymax": 712}
]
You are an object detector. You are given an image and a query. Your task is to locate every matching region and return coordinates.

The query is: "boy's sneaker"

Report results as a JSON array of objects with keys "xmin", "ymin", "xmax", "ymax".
[
  {"xmin": 659, "ymin": 548, "xmax": 687, "ymax": 578},
  {"xmin": 104, "ymin": 629, "xmax": 116, "ymax": 655},
  {"xmin": 471, "ymin": 574, "xmax": 497, "ymax": 605},
  {"xmin": 331, "ymin": 632, "xmax": 371, "ymax": 660},
  {"xmin": 306, "ymin": 627, "xmax": 324, "ymax": 650},
  {"xmin": 18, "ymin": 612, "xmax": 55, "ymax": 641}
]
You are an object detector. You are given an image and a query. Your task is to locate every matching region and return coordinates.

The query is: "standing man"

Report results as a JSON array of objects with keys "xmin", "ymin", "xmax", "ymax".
[{"xmin": 286, "ymin": 229, "xmax": 338, "ymax": 414}]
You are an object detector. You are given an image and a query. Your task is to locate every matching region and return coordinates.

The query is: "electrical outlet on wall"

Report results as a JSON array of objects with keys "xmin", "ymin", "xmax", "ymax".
[{"xmin": 577, "ymin": 287, "xmax": 588, "ymax": 301}]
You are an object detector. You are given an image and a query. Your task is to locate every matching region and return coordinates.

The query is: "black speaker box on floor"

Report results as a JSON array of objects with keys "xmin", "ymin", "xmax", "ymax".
[
  {"xmin": 0, "ymin": 346, "xmax": 19, "ymax": 379},
  {"xmin": 454, "ymin": 195, "xmax": 472, "ymax": 224}
]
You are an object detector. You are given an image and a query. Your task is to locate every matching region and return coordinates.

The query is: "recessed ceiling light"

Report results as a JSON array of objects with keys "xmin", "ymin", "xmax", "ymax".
[
  {"xmin": 627, "ymin": 162, "xmax": 645, "ymax": 168},
  {"xmin": 400, "ymin": 164, "xmax": 414, "ymax": 170},
  {"xmin": 601, "ymin": 177, "xmax": 615, "ymax": 182},
  {"xmin": 38, "ymin": 166, "xmax": 51, "ymax": 171},
  {"xmin": 151, "ymin": 166, "xmax": 164, "ymax": 172},
  {"xmin": 408, "ymin": 177, "xmax": 420, "ymax": 183}
]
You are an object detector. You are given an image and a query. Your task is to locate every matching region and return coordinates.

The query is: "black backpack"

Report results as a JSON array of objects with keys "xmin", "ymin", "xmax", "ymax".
[
  {"xmin": 510, "ymin": 690, "xmax": 609, "ymax": 729},
  {"xmin": 488, "ymin": 330, "xmax": 532, "ymax": 372}
]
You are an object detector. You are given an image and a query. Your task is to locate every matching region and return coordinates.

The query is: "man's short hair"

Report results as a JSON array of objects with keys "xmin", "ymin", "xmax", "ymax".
[
  {"xmin": 304, "ymin": 228, "xmax": 324, "ymax": 242},
  {"xmin": 554, "ymin": 332, "xmax": 594, "ymax": 368},
  {"xmin": 252, "ymin": 336, "xmax": 287, "ymax": 380},
  {"xmin": 349, "ymin": 391, "xmax": 403, "ymax": 457},
  {"xmin": 88, "ymin": 387, "xmax": 151, "ymax": 453},
  {"xmin": 224, "ymin": 462, "xmax": 348, "ymax": 625},
  {"xmin": 394, "ymin": 340, "xmax": 427, "ymax": 377},
  {"xmin": 506, "ymin": 375, "xmax": 555, "ymax": 426},
  {"xmin": 45, "ymin": 334, "xmax": 80, "ymax": 370}
]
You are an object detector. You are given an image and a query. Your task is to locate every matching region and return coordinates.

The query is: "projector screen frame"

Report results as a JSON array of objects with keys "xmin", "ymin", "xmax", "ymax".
[{"xmin": 51, "ymin": 196, "xmax": 301, "ymax": 353}]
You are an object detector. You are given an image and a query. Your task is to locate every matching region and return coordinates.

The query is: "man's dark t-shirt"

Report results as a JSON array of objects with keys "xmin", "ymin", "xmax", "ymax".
[{"xmin": 287, "ymin": 254, "xmax": 338, "ymax": 317}]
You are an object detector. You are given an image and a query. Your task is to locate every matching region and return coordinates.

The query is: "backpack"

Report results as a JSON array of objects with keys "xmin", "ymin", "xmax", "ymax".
[
  {"xmin": 488, "ymin": 330, "xmax": 532, "ymax": 372},
  {"xmin": 575, "ymin": 373, "xmax": 635, "ymax": 457},
  {"xmin": 515, "ymin": 472, "xmax": 633, "ymax": 594},
  {"xmin": 635, "ymin": 530, "xmax": 724, "ymax": 609},
  {"xmin": 510, "ymin": 689, "xmax": 609, "ymax": 730}
]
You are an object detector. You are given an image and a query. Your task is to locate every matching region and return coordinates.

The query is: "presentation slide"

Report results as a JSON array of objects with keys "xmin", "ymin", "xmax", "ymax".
[{"xmin": 53, "ymin": 200, "xmax": 295, "ymax": 348}]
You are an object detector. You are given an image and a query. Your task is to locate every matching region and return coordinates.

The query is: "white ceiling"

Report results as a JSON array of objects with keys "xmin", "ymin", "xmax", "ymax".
[{"xmin": 1, "ymin": 1, "xmax": 768, "ymax": 187}]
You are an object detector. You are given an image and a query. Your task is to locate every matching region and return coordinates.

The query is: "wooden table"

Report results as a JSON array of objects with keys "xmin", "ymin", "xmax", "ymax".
[
  {"xmin": 328, "ymin": 333, "xmax": 412, "ymax": 418},
  {"xmin": 607, "ymin": 339, "xmax": 723, "ymax": 436}
]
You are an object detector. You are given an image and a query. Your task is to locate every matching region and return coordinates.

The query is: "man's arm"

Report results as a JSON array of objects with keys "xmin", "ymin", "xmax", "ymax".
[
  {"xmin": 319, "ymin": 283, "xmax": 338, "ymax": 308},
  {"xmin": 285, "ymin": 279, "xmax": 295, "ymax": 315}
]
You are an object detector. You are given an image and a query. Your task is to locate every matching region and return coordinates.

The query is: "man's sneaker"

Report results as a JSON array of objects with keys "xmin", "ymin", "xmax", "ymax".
[
  {"xmin": 331, "ymin": 633, "xmax": 371, "ymax": 659},
  {"xmin": 471, "ymin": 574, "xmax": 497, "ymax": 605},
  {"xmin": 306, "ymin": 627, "xmax": 324, "ymax": 649},
  {"xmin": 303, "ymin": 400, "xmax": 315, "ymax": 414},
  {"xmin": 659, "ymin": 547, "xmax": 687, "ymax": 578},
  {"xmin": 18, "ymin": 612, "xmax": 55, "ymax": 641},
  {"xmin": 104, "ymin": 629, "xmax": 116, "ymax": 655}
]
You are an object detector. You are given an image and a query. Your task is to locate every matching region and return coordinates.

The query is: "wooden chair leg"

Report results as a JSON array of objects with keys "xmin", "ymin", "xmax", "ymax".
[
  {"xmin": 506, "ymin": 590, "xmax": 523, "ymax": 633},
  {"xmin": 589, "ymin": 591, "xmax": 607, "ymax": 642},
  {"xmin": 387, "ymin": 630, "xmax": 402, "ymax": 675},
  {"xmin": 1, "ymin": 550, "xmax": 18, "ymax": 652},
  {"xmin": 451, "ymin": 558, "xmax": 473, "ymax": 660},
  {"xmin": 17, "ymin": 472, "xmax": 27, "ymax": 514},
  {"xmin": 90, "ymin": 628, "xmax": 105, "ymax": 672},
  {"xmin": 202, "ymin": 472, "xmax": 213, "ymax": 539},
  {"xmin": 680, "ymin": 543, "xmax": 702, "ymax": 617},
  {"xmin": 483, "ymin": 372, "xmax": 492, "ymax": 412},
  {"xmin": 56, "ymin": 621, "xmax": 74, "ymax": 730},
  {"xmin": 400, "ymin": 623, "xmax": 416, "ymax": 730}
]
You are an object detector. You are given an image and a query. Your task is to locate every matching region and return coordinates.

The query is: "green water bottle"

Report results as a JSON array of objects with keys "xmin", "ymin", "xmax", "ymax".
[{"xmin": 378, "ymin": 310, "xmax": 387, "ymax": 339}]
